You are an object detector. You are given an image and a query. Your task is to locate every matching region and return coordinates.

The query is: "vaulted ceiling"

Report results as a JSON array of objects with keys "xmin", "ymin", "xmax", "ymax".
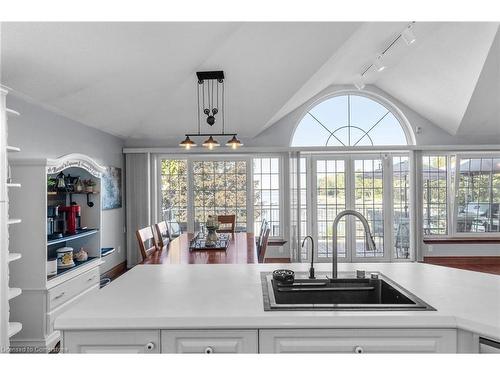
[{"xmin": 1, "ymin": 22, "xmax": 499, "ymax": 141}]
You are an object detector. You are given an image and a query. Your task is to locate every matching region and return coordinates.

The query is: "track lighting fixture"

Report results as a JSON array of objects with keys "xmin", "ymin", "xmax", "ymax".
[{"xmin": 353, "ymin": 22, "xmax": 416, "ymax": 88}]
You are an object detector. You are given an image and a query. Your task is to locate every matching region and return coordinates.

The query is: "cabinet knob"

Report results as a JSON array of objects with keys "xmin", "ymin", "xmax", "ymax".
[
  {"xmin": 145, "ymin": 342, "xmax": 155, "ymax": 351},
  {"xmin": 354, "ymin": 346, "xmax": 364, "ymax": 354},
  {"xmin": 204, "ymin": 346, "xmax": 214, "ymax": 354}
]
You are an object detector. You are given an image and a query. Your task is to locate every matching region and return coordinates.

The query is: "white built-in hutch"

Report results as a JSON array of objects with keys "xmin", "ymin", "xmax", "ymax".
[
  {"xmin": 8, "ymin": 153, "xmax": 105, "ymax": 351},
  {"xmin": 1, "ymin": 86, "xmax": 23, "ymax": 352}
]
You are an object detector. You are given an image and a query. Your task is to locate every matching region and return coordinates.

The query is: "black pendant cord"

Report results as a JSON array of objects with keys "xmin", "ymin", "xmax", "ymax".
[
  {"xmin": 210, "ymin": 79, "xmax": 214, "ymax": 113},
  {"xmin": 202, "ymin": 80, "xmax": 206, "ymax": 114},
  {"xmin": 197, "ymin": 82, "xmax": 201, "ymax": 135},
  {"xmin": 216, "ymin": 80, "xmax": 219, "ymax": 111},
  {"xmin": 222, "ymin": 80, "xmax": 225, "ymax": 134}
]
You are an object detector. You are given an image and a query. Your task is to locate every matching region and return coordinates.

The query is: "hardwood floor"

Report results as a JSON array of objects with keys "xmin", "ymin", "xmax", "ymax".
[
  {"xmin": 264, "ymin": 257, "xmax": 291, "ymax": 263},
  {"xmin": 101, "ymin": 261, "xmax": 128, "ymax": 281},
  {"xmin": 423, "ymin": 256, "xmax": 500, "ymax": 276}
]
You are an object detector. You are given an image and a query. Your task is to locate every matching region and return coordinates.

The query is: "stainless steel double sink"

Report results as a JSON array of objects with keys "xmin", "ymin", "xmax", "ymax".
[{"xmin": 261, "ymin": 272, "xmax": 435, "ymax": 311}]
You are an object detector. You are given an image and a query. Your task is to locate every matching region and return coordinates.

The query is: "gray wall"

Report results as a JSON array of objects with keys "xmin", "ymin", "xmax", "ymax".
[{"xmin": 7, "ymin": 96, "xmax": 126, "ymax": 273}]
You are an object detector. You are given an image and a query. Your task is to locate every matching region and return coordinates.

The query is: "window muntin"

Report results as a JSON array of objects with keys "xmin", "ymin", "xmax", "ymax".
[
  {"xmin": 253, "ymin": 157, "xmax": 281, "ymax": 236},
  {"xmin": 393, "ymin": 156, "xmax": 410, "ymax": 259},
  {"xmin": 354, "ymin": 159, "xmax": 384, "ymax": 257},
  {"xmin": 160, "ymin": 159, "xmax": 188, "ymax": 232},
  {"xmin": 291, "ymin": 94, "xmax": 408, "ymax": 147},
  {"xmin": 193, "ymin": 160, "xmax": 247, "ymax": 231},
  {"xmin": 422, "ymin": 155, "xmax": 448, "ymax": 235},
  {"xmin": 456, "ymin": 157, "xmax": 500, "ymax": 233}
]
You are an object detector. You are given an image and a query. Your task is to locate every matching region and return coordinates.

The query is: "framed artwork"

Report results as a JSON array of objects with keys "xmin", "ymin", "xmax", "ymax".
[{"xmin": 102, "ymin": 166, "xmax": 122, "ymax": 210}]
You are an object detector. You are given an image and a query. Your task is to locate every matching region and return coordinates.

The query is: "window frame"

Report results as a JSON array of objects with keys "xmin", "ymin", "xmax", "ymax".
[
  {"xmin": 421, "ymin": 151, "xmax": 500, "ymax": 240},
  {"xmin": 307, "ymin": 152, "xmax": 412, "ymax": 263},
  {"xmin": 451, "ymin": 152, "xmax": 500, "ymax": 238},
  {"xmin": 290, "ymin": 90, "xmax": 416, "ymax": 148},
  {"xmin": 156, "ymin": 153, "xmax": 285, "ymax": 239},
  {"xmin": 251, "ymin": 154, "xmax": 285, "ymax": 239}
]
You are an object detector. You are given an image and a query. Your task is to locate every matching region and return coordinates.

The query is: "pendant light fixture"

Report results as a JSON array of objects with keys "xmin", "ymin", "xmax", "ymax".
[
  {"xmin": 226, "ymin": 135, "xmax": 243, "ymax": 149},
  {"xmin": 179, "ymin": 70, "xmax": 243, "ymax": 150}
]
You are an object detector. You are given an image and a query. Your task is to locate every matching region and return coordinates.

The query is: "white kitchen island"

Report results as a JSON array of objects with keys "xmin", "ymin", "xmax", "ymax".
[{"xmin": 55, "ymin": 262, "xmax": 500, "ymax": 353}]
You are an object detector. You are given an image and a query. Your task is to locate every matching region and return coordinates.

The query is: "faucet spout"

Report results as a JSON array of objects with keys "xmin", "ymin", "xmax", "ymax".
[
  {"xmin": 301, "ymin": 235, "xmax": 315, "ymax": 279},
  {"xmin": 331, "ymin": 210, "xmax": 376, "ymax": 279}
]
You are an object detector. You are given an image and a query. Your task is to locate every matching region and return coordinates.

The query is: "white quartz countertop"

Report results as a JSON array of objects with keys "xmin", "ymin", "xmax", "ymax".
[{"xmin": 55, "ymin": 262, "xmax": 500, "ymax": 339}]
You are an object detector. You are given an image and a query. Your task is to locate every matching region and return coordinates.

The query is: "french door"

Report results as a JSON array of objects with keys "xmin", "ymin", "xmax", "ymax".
[{"xmin": 311, "ymin": 154, "xmax": 391, "ymax": 262}]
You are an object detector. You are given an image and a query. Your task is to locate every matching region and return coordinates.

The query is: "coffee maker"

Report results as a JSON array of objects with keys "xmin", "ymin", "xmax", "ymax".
[{"xmin": 59, "ymin": 204, "xmax": 81, "ymax": 235}]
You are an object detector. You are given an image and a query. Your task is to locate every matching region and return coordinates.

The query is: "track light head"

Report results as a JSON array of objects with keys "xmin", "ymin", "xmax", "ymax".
[
  {"xmin": 374, "ymin": 55, "xmax": 386, "ymax": 72},
  {"xmin": 402, "ymin": 27, "xmax": 416, "ymax": 45},
  {"xmin": 353, "ymin": 75, "xmax": 365, "ymax": 90}
]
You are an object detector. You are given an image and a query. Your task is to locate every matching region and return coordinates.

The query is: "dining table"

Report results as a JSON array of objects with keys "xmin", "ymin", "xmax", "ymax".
[{"xmin": 141, "ymin": 232, "xmax": 258, "ymax": 264}]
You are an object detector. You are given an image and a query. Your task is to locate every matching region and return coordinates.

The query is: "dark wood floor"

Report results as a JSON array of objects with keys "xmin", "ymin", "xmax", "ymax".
[{"xmin": 423, "ymin": 256, "xmax": 500, "ymax": 275}]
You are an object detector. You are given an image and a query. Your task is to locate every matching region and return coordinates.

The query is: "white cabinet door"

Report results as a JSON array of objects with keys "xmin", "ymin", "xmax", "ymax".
[
  {"xmin": 161, "ymin": 330, "xmax": 258, "ymax": 353},
  {"xmin": 259, "ymin": 329, "xmax": 457, "ymax": 353},
  {"xmin": 63, "ymin": 330, "xmax": 160, "ymax": 353}
]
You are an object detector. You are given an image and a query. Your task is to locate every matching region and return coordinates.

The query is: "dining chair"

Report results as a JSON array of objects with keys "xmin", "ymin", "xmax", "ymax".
[
  {"xmin": 217, "ymin": 214, "xmax": 236, "ymax": 233},
  {"xmin": 136, "ymin": 226, "xmax": 157, "ymax": 261},
  {"xmin": 167, "ymin": 219, "xmax": 182, "ymax": 239},
  {"xmin": 153, "ymin": 221, "xmax": 170, "ymax": 250},
  {"xmin": 258, "ymin": 226, "xmax": 271, "ymax": 263},
  {"xmin": 256, "ymin": 219, "xmax": 269, "ymax": 251}
]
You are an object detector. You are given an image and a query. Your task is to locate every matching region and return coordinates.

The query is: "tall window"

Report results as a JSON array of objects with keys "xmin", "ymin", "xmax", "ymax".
[
  {"xmin": 315, "ymin": 159, "xmax": 346, "ymax": 258},
  {"xmin": 253, "ymin": 157, "xmax": 280, "ymax": 236},
  {"xmin": 291, "ymin": 94, "xmax": 408, "ymax": 147},
  {"xmin": 393, "ymin": 156, "xmax": 410, "ymax": 258},
  {"xmin": 299, "ymin": 157, "xmax": 309, "ymax": 259},
  {"xmin": 422, "ymin": 155, "xmax": 448, "ymax": 235},
  {"xmin": 193, "ymin": 160, "xmax": 247, "ymax": 231},
  {"xmin": 354, "ymin": 159, "xmax": 384, "ymax": 257},
  {"xmin": 456, "ymin": 157, "xmax": 500, "ymax": 233},
  {"xmin": 160, "ymin": 159, "xmax": 188, "ymax": 232}
]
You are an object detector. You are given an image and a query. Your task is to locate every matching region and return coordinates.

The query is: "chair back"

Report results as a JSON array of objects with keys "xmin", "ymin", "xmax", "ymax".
[
  {"xmin": 258, "ymin": 227, "xmax": 271, "ymax": 263},
  {"xmin": 217, "ymin": 214, "xmax": 236, "ymax": 233},
  {"xmin": 136, "ymin": 226, "xmax": 156, "ymax": 261},
  {"xmin": 153, "ymin": 221, "xmax": 170, "ymax": 249},
  {"xmin": 168, "ymin": 220, "xmax": 182, "ymax": 239},
  {"xmin": 257, "ymin": 219, "xmax": 268, "ymax": 251}
]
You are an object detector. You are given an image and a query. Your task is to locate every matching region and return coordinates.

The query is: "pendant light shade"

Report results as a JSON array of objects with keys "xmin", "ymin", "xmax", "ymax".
[
  {"xmin": 226, "ymin": 135, "xmax": 243, "ymax": 149},
  {"xmin": 179, "ymin": 136, "xmax": 197, "ymax": 150},
  {"xmin": 202, "ymin": 136, "xmax": 220, "ymax": 150}
]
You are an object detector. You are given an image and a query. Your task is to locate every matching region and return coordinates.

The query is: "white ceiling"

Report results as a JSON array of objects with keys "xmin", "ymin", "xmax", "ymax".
[
  {"xmin": 0, "ymin": 22, "xmax": 359, "ymax": 139},
  {"xmin": 1, "ymin": 22, "xmax": 499, "ymax": 141}
]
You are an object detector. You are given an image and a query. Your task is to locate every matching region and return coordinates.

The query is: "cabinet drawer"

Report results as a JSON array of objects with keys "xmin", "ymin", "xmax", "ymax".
[
  {"xmin": 48, "ymin": 267, "xmax": 99, "ymax": 310},
  {"xmin": 161, "ymin": 330, "xmax": 258, "ymax": 353},
  {"xmin": 47, "ymin": 284, "xmax": 99, "ymax": 336},
  {"xmin": 63, "ymin": 330, "xmax": 160, "ymax": 353},
  {"xmin": 259, "ymin": 329, "xmax": 457, "ymax": 353}
]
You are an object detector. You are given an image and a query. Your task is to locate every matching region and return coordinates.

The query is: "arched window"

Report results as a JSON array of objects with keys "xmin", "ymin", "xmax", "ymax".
[{"xmin": 291, "ymin": 94, "xmax": 411, "ymax": 146}]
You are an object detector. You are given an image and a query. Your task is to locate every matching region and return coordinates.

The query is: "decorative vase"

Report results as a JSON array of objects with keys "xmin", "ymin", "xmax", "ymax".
[{"xmin": 205, "ymin": 227, "xmax": 218, "ymax": 246}]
